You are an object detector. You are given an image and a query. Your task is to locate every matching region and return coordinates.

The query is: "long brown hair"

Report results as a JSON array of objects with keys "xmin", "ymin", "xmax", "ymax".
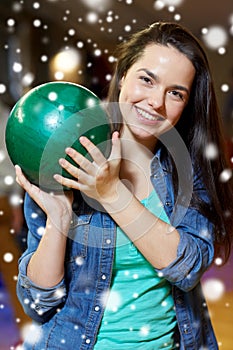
[{"xmin": 107, "ymin": 21, "xmax": 233, "ymax": 263}]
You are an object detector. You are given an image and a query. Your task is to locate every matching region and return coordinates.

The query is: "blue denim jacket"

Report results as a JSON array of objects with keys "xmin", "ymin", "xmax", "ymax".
[{"xmin": 17, "ymin": 148, "xmax": 218, "ymax": 349}]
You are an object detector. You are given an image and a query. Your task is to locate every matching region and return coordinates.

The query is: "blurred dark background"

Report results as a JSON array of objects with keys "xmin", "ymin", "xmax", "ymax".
[{"xmin": 0, "ymin": 0, "xmax": 232, "ymax": 107}]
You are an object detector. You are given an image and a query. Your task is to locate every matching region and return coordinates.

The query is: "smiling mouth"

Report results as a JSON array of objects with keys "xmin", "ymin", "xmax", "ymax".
[{"xmin": 135, "ymin": 107, "xmax": 164, "ymax": 122}]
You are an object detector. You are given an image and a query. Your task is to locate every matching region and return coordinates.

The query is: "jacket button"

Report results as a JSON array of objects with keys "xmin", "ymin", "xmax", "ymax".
[
  {"xmin": 22, "ymin": 277, "xmax": 30, "ymax": 288},
  {"xmin": 165, "ymin": 201, "xmax": 171, "ymax": 206},
  {"xmin": 176, "ymin": 297, "xmax": 182, "ymax": 305}
]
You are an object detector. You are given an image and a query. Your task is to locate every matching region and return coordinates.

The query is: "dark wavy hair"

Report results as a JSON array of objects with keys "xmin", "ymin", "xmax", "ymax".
[{"xmin": 107, "ymin": 21, "xmax": 233, "ymax": 263}]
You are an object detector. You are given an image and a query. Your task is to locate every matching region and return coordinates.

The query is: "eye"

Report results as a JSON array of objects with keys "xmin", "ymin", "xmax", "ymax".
[
  {"xmin": 169, "ymin": 90, "xmax": 185, "ymax": 101},
  {"xmin": 139, "ymin": 75, "xmax": 153, "ymax": 85}
]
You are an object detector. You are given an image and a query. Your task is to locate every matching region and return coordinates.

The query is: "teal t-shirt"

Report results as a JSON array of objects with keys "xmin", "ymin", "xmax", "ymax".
[{"xmin": 94, "ymin": 190, "xmax": 177, "ymax": 349}]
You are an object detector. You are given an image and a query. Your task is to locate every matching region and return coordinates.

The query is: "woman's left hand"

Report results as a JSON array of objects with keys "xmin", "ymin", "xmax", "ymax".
[{"xmin": 54, "ymin": 131, "xmax": 121, "ymax": 203}]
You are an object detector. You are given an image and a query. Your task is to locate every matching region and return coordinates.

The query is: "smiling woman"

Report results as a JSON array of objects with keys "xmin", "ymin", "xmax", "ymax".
[
  {"xmin": 15, "ymin": 21, "xmax": 233, "ymax": 349},
  {"xmin": 118, "ymin": 44, "xmax": 195, "ymax": 143}
]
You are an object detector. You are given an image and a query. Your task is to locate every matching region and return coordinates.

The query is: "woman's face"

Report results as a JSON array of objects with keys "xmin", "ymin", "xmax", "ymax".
[{"xmin": 118, "ymin": 43, "xmax": 195, "ymax": 146}]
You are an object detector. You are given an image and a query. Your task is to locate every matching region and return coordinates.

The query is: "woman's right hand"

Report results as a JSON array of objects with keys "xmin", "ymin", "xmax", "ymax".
[{"xmin": 15, "ymin": 164, "xmax": 73, "ymax": 231}]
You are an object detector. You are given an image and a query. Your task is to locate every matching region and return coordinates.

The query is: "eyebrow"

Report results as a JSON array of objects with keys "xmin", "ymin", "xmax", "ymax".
[{"xmin": 137, "ymin": 68, "xmax": 190, "ymax": 95}]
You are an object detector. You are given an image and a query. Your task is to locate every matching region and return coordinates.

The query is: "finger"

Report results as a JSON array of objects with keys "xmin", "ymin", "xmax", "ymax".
[
  {"xmin": 53, "ymin": 173, "xmax": 82, "ymax": 191},
  {"xmin": 109, "ymin": 131, "xmax": 121, "ymax": 162},
  {"xmin": 15, "ymin": 164, "xmax": 30, "ymax": 188},
  {"xmin": 65, "ymin": 147, "xmax": 96, "ymax": 175},
  {"xmin": 15, "ymin": 165, "xmax": 39, "ymax": 194},
  {"xmin": 58, "ymin": 157, "xmax": 93, "ymax": 184},
  {"xmin": 79, "ymin": 136, "xmax": 107, "ymax": 165}
]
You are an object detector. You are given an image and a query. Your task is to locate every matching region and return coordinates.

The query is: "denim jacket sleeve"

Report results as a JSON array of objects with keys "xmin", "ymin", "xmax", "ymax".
[
  {"xmin": 158, "ymin": 207, "xmax": 214, "ymax": 292},
  {"xmin": 151, "ymin": 153, "xmax": 215, "ymax": 292},
  {"xmin": 16, "ymin": 193, "xmax": 67, "ymax": 323}
]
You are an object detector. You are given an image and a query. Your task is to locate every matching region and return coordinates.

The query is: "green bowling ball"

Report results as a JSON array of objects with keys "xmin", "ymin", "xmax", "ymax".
[{"xmin": 5, "ymin": 81, "xmax": 111, "ymax": 191}]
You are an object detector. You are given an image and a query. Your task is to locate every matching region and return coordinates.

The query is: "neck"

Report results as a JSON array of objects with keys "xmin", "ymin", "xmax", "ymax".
[
  {"xmin": 119, "ymin": 126, "xmax": 156, "ymax": 200},
  {"xmin": 120, "ymin": 124, "xmax": 157, "ymax": 161}
]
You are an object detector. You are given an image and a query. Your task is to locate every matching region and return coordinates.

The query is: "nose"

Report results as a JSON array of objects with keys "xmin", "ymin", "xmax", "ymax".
[{"xmin": 147, "ymin": 88, "xmax": 165, "ymax": 110}]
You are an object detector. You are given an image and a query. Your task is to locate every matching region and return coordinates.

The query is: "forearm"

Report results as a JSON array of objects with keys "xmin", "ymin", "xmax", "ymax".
[
  {"xmin": 27, "ymin": 217, "xmax": 68, "ymax": 288},
  {"xmin": 102, "ymin": 181, "xmax": 180, "ymax": 269}
]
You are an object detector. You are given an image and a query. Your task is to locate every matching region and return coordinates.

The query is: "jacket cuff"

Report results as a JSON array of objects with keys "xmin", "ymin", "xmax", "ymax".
[{"xmin": 18, "ymin": 252, "xmax": 67, "ymax": 316}]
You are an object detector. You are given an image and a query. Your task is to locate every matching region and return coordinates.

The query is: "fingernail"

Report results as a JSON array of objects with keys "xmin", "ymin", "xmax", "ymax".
[
  {"xmin": 65, "ymin": 147, "xmax": 73, "ymax": 155},
  {"xmin": 59, "ymin": 158, "xmax": 66, "ymax": 165},
  {"xmin": 79, "ymin": 136, "xmax": 86, "ymax": 143}
]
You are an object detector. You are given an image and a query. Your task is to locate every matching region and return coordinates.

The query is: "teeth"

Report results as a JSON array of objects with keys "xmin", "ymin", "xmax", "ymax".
[{"xmin": 137, "ymin": 108, "xmax": 160, "ymax": 121}]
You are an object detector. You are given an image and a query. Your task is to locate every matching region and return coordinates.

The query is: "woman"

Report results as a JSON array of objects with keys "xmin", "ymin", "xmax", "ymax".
[{"xmin": 16, "ymin": 21, "xmax": 233, "ymax": 349}]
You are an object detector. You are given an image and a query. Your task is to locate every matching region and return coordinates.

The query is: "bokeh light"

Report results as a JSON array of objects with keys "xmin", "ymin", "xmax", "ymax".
[
  {"xmin": 202, "ymin": 25, "xmax": 228, "ymax": 50},
  {"xmin": 202, "ymin": 278, "xmax": 225, "ymax": 302},
  {"xmin": 80, "ymin": 0, "xmax": 113, "ymax": 12}
]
